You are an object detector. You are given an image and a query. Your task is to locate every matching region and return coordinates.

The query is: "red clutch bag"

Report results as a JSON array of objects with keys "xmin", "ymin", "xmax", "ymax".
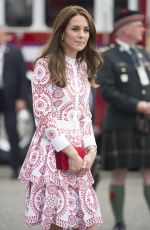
[{"xmin": 55, "ymin": 147, "xmax": 86, "ymax": 170}]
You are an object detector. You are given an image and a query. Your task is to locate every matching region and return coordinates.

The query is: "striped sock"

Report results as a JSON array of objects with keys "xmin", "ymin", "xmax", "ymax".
[
  {"xmin": 144, "ymin": 185, "xmax": 150, "ymax": 210},
  {"xmin": 109, "ymin": 184, "xmax": 125, "ymax": 224}
]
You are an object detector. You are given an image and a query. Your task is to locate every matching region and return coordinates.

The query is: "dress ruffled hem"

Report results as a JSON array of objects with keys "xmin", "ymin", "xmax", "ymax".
[
  {"xmin": 24, "ymin": 181, "xmax": 103, "ymax": 230},
  {"xmin": 26, "ymin": 216, "xmax": 103, "ymax": 230}
]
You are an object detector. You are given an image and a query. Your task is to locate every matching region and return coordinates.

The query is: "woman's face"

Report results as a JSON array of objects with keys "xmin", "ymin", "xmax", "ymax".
[{"xmin": 62, "ymin": 15, "xmax": 90, "ymax": 58}]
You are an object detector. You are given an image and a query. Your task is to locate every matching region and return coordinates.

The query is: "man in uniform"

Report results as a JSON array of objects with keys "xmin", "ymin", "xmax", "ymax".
[{"xmin": 97, "ymin": 9, "xmax": 150, "ymax": 230}]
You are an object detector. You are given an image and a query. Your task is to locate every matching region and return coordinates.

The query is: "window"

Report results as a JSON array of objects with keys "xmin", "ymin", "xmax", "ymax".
[
  {"xmin": 45, "ymin": 0, "xmax": 93, "ymax": 27},
  {"xmin": 5, "ymin": 0, "xmax": 32, "ymax": 26}
]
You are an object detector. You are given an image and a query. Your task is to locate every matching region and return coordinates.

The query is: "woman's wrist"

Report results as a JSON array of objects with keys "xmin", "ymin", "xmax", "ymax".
[
  {"xmin": 86, "ymin": 145, "xmax": 97, "ymax": 154},
  {"xmin": 62, "ymin": 145, "xmax": 78, "ymax": 157}
]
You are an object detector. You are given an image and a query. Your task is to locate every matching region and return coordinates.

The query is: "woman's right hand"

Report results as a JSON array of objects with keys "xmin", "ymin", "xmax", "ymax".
[{"xmin": 62, "ymin": 145, "xmax": 83, "ymax": 172}]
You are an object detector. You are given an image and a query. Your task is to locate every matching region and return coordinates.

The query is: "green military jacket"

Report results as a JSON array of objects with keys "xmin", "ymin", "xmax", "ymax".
[{"xmin": 97, "ymin": 42, "xmax": 150, "ymax": 130}]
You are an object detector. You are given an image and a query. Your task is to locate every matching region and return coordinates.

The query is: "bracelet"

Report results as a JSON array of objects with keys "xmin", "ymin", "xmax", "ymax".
[{"xmin": 86, "ymin": 145, "xmax": 97, "ymax": 153}]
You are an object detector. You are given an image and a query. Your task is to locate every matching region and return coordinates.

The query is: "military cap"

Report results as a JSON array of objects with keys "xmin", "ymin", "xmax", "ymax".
[{"xmin": 114, "ymin": 8, "xmax": 144, "ymax": 32}]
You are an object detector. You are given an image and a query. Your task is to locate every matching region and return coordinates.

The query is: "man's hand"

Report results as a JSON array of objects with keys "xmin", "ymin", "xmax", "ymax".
[{"xmin": 15, "ymin": 99, "xmax": 26, "ymax": 112}]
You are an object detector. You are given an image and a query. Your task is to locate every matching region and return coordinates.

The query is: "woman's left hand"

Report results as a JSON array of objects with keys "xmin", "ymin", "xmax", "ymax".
[{"xmin": 78, "ymin": 150, "xmax": 96, "ymax": 176}]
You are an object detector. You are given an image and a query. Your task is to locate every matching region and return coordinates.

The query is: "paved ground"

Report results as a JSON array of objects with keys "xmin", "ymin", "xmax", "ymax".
[{"xmin": 0, "ymin": 166, "xmax": 150, "ymax": 230}]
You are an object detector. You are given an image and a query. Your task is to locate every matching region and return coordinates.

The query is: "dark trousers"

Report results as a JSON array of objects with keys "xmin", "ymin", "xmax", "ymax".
[{"xmin": 0, "ymin": 89, "xmax": 20, "ymax": 172}]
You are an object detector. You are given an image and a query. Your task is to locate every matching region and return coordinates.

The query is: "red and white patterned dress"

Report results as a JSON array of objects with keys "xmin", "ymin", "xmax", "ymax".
[{"xmin": 19, "ymin": 56, "xmax": 103, "ymax": 230}]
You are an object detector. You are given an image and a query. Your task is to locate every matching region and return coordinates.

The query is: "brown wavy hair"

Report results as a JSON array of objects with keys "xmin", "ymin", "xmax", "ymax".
[{"xmin": 36, "ymin": 5, "xmax": 103, "ymax": 88}]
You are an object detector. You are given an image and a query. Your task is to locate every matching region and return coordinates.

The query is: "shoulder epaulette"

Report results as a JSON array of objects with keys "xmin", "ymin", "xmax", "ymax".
[{"xmin": 98, "ymin": 46, "xmax": 110, "ymax": 53}]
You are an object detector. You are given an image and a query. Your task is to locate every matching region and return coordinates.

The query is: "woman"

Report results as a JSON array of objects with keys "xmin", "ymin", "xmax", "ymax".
[{"xmin": 19, "ymin": 5, "xmax": 103, "ymax": 230}]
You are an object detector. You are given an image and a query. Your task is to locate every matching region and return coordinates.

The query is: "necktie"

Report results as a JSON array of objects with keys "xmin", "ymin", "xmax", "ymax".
[
  {"xmin": 129, "ymin": 47, "xmax": 149, "ymax": 85},
  {"xmin": 129, "ymin": 47, "xmax": 140, "ymax": 66}
]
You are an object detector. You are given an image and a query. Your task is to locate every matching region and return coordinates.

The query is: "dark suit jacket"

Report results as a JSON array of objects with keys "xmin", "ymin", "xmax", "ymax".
[
  {"xmin": 97, "ymin": 42, "xmax": 150, "ymax": 130},
  {"xmin": 3, "ymin": 44, "xmax": 27, "ymax": 111}
]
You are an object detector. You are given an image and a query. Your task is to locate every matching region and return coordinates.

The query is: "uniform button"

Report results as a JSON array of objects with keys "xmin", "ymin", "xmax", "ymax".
[
  {"xmin": 138, "ymin": 53, "xmax": 143, "ymax": 58},
  {"xmin": 121, "ymin": 67, "xmax": 126, "ymax": 72},
  {"xmin": 141, "ymin": 89, "xmax": 146, "ymax": 95}
]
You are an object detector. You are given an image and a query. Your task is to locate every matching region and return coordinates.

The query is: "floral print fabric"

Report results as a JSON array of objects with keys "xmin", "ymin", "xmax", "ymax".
[{"xmin": 19, "ymin": 57, "xmax": 102, "ymax": 229}]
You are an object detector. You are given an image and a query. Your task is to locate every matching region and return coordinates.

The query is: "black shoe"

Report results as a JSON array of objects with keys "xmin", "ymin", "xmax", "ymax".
[
  {"xmin": 11, "ymin": 168, "xmax": 20, "ymax": 179},
  {"xmin": 113, "ymin": 223, "xmax": 126, "ymax": 230},
  {"xmin": 11, "ymin": 171, "xmax": 19, "ymax": 179}
]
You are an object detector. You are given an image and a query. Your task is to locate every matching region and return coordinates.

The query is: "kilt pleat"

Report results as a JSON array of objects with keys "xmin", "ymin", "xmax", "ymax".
[{"xmin": 101, "ymin": 128, "xmax": 150, "ymax": 170}]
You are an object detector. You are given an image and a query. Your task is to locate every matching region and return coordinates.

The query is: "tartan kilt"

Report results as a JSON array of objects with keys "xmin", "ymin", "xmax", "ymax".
[{"xmin": 101, "ymin": 128, "xmax": 150, "ymax": 170}]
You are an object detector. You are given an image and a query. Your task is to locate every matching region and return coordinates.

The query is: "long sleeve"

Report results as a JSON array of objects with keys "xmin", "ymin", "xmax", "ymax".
[
  {"xmin": 80, "ymin": 100, "xmax": 96, "ymax": 148},
  {"xmin": 77, "ymin": 62, "xmax": 96, "ymax": 148},
  {"xmin": 16, "ymin": 48, "xmax": 28, "ymax": 100},
  {"xmin": 32, "ymin": 58, "xmax": 70, "ymax": 151}
]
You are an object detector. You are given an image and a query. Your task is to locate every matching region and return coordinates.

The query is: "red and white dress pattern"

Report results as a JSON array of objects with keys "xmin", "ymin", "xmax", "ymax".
[{"xmin": 19, "ymin": 57, "xmax": 103, "ymax": 229}]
